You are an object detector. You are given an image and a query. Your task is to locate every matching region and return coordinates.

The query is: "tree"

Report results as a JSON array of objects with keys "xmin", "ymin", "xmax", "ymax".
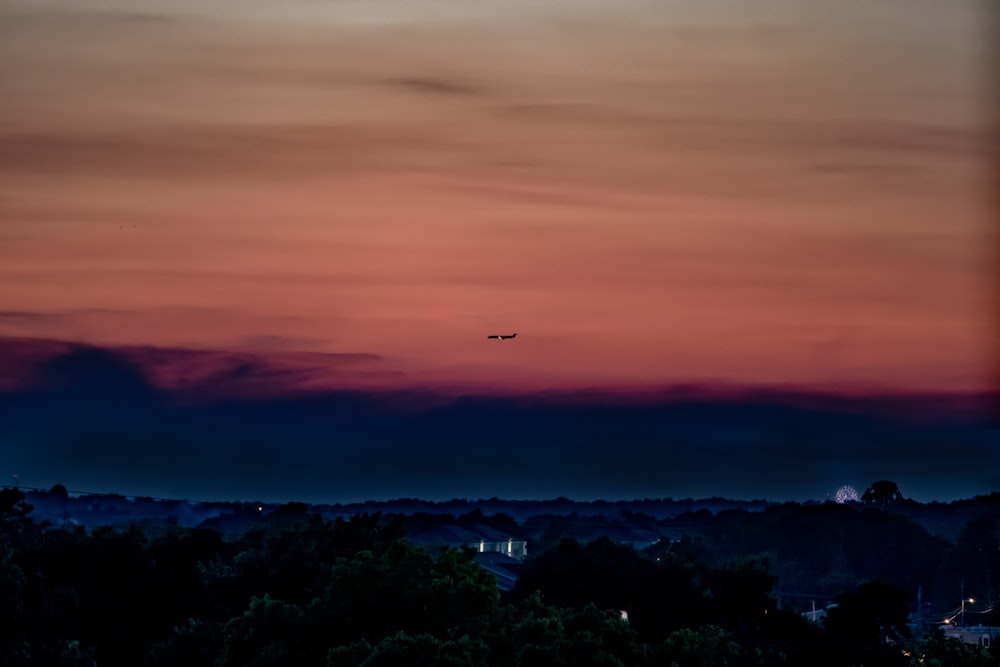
[
  {"xmin": 512, "ymin": 537, "xmax": 702, "ymax": 642},
  {"xmin": 862, "ymin": 481, "xmax": 904, "ymax": 510},
  {"xmin": 146, "ymin": 618, "xmax": 221, "ymax": 667},
  {"xmin": 911, "ymin": 633, "xmax": 995, "ymax": 667},
  {"xmin": 655, "ymin": 626, "xmax": 741, "ymax": 667},
  {"xmin": 0, "ymin": 488, "xmax": 33, "ymax": 525},
  {"xmin": 703, "ymin": 557, "xmax": 777, "ymax": 638},
  {"xmin": 0, "ymin": 538, "xmax": 28, "ymax": 666},
  {"xmin": 505, "ymin": 594, "xmax": 640, "ymax": 667},
  {"xmin": 942, "ymin": 512, "xmax": 1000, "ymax": 615},
  {"xmin": 216, "ymin": 595, "xmax": 310, "ymax": 667},
  {"xmin": 328, "ymin": 632, "xmax": 488, "ymax": 667},
  {"xmin": 321, "ymin": 541, "xmax": 499, "ymax": 645},
  {"xmin": 825, "ymin": 581, "xmax": 911, "ymax": 666}
]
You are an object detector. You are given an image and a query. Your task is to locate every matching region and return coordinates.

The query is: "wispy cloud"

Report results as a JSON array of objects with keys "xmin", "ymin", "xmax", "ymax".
[
  {"xmin": 0, "ymin": 336, "xmax": 388, "ymax": 397},
  {"xmin": 0, "ymin": 309, "xmax": 125, "ymax": 323}
]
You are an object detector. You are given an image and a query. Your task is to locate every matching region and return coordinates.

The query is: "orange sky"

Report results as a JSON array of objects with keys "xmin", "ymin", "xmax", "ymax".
[{"xmin": 0, "ymin": 0, "xmax": 994, "ymax": 394}]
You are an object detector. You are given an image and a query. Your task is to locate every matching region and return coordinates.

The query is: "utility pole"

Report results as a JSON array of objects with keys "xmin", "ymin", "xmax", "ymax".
[
  {"xmin": 961, "ymin": 581, "xmax": 965, "ymax": 627},
  {"xmin": 917, "ymin": 585, "xmax": 922, "ymax": 635}
]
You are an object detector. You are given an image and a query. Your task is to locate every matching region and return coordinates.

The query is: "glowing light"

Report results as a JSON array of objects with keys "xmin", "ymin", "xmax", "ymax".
[{"xmin": 835, "ymin": 485, "xmax": 859, "ymax": 504}]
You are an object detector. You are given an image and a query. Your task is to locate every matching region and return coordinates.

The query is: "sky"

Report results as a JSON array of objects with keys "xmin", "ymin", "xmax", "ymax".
[{"xmin": 0, "ymin": 0, "xmax": 997, "ymax": 503}]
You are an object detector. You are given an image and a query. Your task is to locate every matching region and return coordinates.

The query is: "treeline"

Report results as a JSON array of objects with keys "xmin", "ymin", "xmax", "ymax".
[
  {"xmin": 641, "ymin": 499, "xmax": 1000, "ymax": 614},
  {"xmin": 398, "ymin": 490, "xmax": 1000, "ymax": 619},
  {"xmin": 2, "ymin": 487, "xmax": 998, "ymax": 666}
]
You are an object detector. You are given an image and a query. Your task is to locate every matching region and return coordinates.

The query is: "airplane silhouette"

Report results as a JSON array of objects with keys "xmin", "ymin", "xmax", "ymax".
[{"xmin": 486, "ymin": 333, "xmax": 517, "ymax": 340}]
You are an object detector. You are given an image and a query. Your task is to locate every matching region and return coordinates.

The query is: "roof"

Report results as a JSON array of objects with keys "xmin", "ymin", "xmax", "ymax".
[
  {"xmin": 409, "ymin": 523, "xmax": 525, "ymax": 546},
  {"xmin": 474, "ymin": 552, "xmax": 523, "ymax": 592}
]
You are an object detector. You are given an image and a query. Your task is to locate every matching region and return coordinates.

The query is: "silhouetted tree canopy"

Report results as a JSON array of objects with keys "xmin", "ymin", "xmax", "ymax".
[
  {"xmin": 863, "ymin": 480, "xmax": 904, "ymax": 509},
  {"xmin": 0, "ymin": 487, "xmax": 32, "ymax": 524},
  {"xmin": 3, "ymin": 486, "xmax": 999, "ymax": 667}
]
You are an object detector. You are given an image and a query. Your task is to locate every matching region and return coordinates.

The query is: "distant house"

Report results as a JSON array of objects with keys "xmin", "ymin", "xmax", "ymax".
[
  {"xmin": 407, "ymin": 523, "xmax": 528, "ymax": 592},
  {"xmin": 476, "ymin": 534, "xmax": 528, "ymax": 561},
  {"xmin": 409, "ymin": 524, "xmax": 528, "ymax": 561},
  {"xmin": 939, "ymin": 624, "xmax": 997, "ymax": 649},
  {"xmin": 474, "ymin": 552, "xmax": 524, "ymax": 593}
]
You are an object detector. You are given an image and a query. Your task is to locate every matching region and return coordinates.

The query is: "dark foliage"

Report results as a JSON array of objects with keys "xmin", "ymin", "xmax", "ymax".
[{"xmin": 3, "ymin": 485, "xmax": 999, "ymax": 667}]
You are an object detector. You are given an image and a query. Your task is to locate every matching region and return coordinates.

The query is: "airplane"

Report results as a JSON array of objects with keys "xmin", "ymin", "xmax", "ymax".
[{"xmin": 486, "ymin": 333, "xmax": 517, "ymax": 340}]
